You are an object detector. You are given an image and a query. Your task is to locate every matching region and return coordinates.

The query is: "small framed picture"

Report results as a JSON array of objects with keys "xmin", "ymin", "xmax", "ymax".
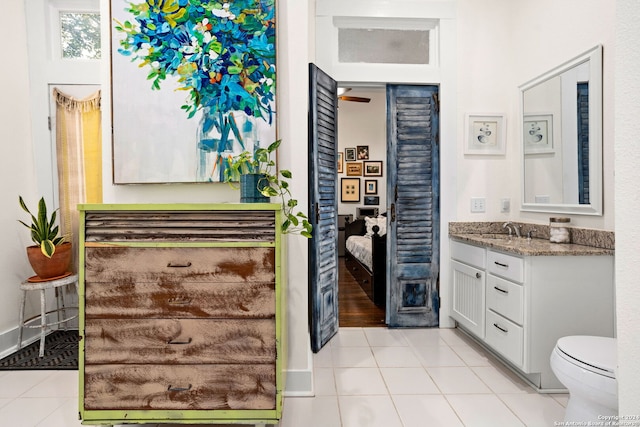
[
  {"xmin": 364, "ymin": 196, "xmax": 380, "ymax": 206},
  {"xmin": 357, "ymin": 145, "xmax": 369, "ymax": 160},
  {"xmin": 363, "ymin": 161, "xmax": 383, "ymax": 177},
  {"xmin": 365, "ymin": 180, "xmax": 378, "ymax": 195},
  {"xmin": 464, "ymin": 113, "xmax": 506, "ymax": 155},
  {"xmin": 341, "ymin": 178, "xmax": 360, "ymax": 202},
  {"xmin": 524, "ymin": 114, "xmax": 554, "ymax": 154},
  {"xmin": 345, "ymin": 147, "xmax": 356, "ymax": 161},
  {"xmin": 346, "ymin": 162, "xmax": 363, "ymax": 176},
  {"xmin": 337, "ymin": 152, "xmax": 343, "ymax": 173}
]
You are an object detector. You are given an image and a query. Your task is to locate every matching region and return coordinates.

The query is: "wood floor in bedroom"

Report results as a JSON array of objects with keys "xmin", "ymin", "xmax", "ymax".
[{"xmin": 338, "ymin": 256, "xmax": 386, "ymax": 327}]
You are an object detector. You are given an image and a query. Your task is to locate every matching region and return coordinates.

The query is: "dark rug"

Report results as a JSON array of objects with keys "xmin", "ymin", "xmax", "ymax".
[{"xmin": 0, "ymin": 330, "xmax": 79, "ymax": 370}]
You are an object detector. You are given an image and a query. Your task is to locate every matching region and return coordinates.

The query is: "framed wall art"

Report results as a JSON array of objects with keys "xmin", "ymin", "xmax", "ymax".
[
  {"xmin": 337, "ymin": 152, "xmax": 344, "ymax": 173},
  {"xmin": 464, "ymin": 114, "xmax": 506, "ymax": 155},
  {"xmin": 524, "ymin": 114, "xmax": 554, "ymax": 154},
  {"xmin": 357, "ymin": 145, "xmax": 369, "ymax": 160},
  {"xmin": 111, "ymin": 0, "xmax": 276, "ymax": 184},
  {"xmin": 346, "ymin": 162, "xmax": 363, "ymax": 176},
  {"xmin": 341, "ymin": 178, "xmax": 360, "ymax": 202},
  {"xmin": 364, "ymin": 196, "xmax": 380, "ymax": 205},
  {"xmin": 364, "ymin": 161, "xmax": 383, "ymax": 177},
  {"xmin": 345, "ymin": 147, "xmax": 356, "ymax": 161},
  {"xmin": 365, "ymin": 180, "xmax": 378, "ymax": 194}
]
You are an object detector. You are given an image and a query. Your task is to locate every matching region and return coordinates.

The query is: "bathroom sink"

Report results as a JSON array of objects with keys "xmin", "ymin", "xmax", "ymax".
[{"xmin": 475, "ymin": 233, "xmax": 516, "ymax": 240}]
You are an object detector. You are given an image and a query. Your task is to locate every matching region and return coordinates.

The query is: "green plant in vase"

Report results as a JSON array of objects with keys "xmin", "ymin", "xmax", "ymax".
[
  {"xmin": 18, "ymin": 196, "xmax": 72, "ymax": 279},
  {"xmin": 224, "ymin": 139, "xmax": 312, "ymax": 238}
]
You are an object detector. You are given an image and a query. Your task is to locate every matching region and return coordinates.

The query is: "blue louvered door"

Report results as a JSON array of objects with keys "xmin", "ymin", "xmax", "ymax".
[
  {"xmin": 309, "ymin": 64, "xmax": 339, "ymax": 352},
  {"xmin": 386, "ymin": 85, "xmax": 440, "ymax": 327}
]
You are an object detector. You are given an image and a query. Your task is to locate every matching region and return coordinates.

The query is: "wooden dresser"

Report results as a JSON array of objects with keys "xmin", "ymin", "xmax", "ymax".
[{"xmin": 78, "ymin": 204, "xmax": 285, "ymax": 425}]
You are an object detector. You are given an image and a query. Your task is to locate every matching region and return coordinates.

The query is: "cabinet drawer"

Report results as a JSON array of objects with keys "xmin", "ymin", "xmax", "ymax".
[
  {"xmin": 85, "ymin": 247, "xmax": 275, "ymax": 283},
  {"xmin": 85, "ymin": 282, "xmax": 275, "ymax": 319},
  {"xmin": 84, "ymin": 364, "xmax": 276, "ymax": 410},
  {"xmin": 84, "ymin": 318, "xmax": 276, "ymax": 364},
  {"xmin": 485, "ymin": 310, "xmax": 523, "ymax": 367},
  {"xmin": 451, "ymin": 240, "xmax": 486, "ymax": 269},
  {"xmin": 487, "ymin": 250, "xmax": 524, "ymax": 283},
  {"xmin": 486, "ymin": 275, "xmax": 524, "ymax": 325}
]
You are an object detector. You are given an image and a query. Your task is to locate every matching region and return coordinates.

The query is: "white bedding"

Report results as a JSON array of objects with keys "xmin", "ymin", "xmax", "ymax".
[{"xmin": 346, "ymin": 235, "xmax": 372, "ymax": 270}]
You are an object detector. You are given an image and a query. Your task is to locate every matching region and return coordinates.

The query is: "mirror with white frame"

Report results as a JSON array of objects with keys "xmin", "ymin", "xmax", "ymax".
[{"xmin": 520, "ymin": 45, "xmax": 603, "ymax": 215}]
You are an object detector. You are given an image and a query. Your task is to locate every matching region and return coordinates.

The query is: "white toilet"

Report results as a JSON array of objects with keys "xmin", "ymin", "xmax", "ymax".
[{"xmin": 550, "ymin": 335, "xmax": 618, "ymax": 422}]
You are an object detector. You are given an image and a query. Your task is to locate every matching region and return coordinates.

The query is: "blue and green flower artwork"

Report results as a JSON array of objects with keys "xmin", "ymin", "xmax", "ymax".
[{"xmin": 111, "ymin": 0, "xmax": 276, "ymax": 183}]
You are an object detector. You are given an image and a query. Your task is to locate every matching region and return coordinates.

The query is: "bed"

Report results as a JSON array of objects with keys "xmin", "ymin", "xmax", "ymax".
[{"xmin": 344, "ymin": 216, "xmax": 387, "ymax": 308}]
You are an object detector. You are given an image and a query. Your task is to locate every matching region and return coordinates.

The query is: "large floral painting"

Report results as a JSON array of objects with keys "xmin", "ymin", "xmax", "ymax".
[{"xmin": 111, "ymin": 0, "xmax": 276, "ymax": 183}]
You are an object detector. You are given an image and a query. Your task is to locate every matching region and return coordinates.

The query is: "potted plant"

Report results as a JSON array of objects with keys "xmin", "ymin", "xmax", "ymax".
[
  {"xmin": 18, "ymin": 196, "xmax": 71, "ymax": 279},
  {"xmin": 224, "ymin": 139, "xmax": 313, "ymax": 238}
]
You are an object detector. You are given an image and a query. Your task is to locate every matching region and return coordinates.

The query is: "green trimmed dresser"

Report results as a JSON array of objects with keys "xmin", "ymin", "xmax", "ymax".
[{"xmin": 78, "ymin": 204, "xmax": 286, "ymax": 425}]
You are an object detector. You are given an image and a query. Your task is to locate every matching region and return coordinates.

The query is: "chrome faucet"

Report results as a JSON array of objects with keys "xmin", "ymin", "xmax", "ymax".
[{"xmin": 503, "ymin": 221, "xmax": 521, "ymax": 238}]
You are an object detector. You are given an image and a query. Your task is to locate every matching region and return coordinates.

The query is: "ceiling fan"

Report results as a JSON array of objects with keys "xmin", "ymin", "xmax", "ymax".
[{"xmin": 337, "ymin": 88, "xmax": 371, "ymax": 103}]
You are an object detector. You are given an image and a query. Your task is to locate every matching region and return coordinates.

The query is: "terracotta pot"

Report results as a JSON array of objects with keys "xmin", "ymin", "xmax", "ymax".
[{"xmin": 26, "ymin": 242, "xmax": 72, "ymax": 279}]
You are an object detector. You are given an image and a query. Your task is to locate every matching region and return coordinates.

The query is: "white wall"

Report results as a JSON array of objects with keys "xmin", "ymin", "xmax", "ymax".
[
  {"xmin": 0, "ymin": 0, "xmax": 44, "ymax": 352},
  {"xmin": 337, "ymin": 88, "xmax": 387, "ymax": 218},
  {"xmin": 615, "ymin": 0, "xmax": 640, "ymax": 416},
  {"xmin": 456, "ymin": 0, "xmax": 615, "ymax": 230}
]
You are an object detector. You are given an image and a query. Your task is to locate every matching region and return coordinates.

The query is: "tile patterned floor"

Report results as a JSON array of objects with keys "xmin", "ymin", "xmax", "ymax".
[{"xmin": 0, "ymin": 327, "xmax": 569, "ymax": 426}]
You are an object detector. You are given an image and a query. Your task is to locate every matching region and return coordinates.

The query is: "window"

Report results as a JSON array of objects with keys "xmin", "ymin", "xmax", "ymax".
[
  {"xmin": 338, "ymin": 28, "xmax": 429, "ymax": 65},
  {"xmin": 334, "ymin": 17, "xmax": 437, "ymax": 66},
  {"xmin": 60, "ymin": 11, "xmax": 101, "ymax": 59}
]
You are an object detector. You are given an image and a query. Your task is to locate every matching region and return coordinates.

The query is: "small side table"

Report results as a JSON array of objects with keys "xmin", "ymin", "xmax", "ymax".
[{"xmin": 17, "ymin": 273, "xmax": 79, "ymax": 357}]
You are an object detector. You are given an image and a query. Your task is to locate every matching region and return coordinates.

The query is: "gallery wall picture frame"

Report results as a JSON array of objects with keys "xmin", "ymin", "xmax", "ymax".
[
  {"xmin": 365, "ymin": 180, "xmax": 378, "ymax": 195},
  {"xmin": 364, "ymin": 196, "xmax": 380, "ymax": 206},
  {"xmin": 345, "ymin": 147, "xmax": 356, "ymax": 161},
  {"xmin": 464, "ymin": 113, "xmax": 506, "ymax": 155},
  {"xmin": 337, "ymin": 152, "xmax": 344, "ymax": 173},
  {"xmin": 346, "ymin": 162, "xmax": 363, "ymax": 176},
  {"xmin": 341, "ymin": 178, "xmax": 361, "ymax": 202},
  {"xmin": 523, "ymin": 114, "xmax": 554, "ymax": 154},
  {"xmin": 363, "ymin": 161, "xmax": 383, "ymax": 177},
  {"xmin": 356, "ymin": 145, "xmax": 370, "ymax": 160}
]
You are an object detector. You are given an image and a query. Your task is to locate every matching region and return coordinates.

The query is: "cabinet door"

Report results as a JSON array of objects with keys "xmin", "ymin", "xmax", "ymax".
[{"xmin": 451, "ymin": 260, "xmax": 485, "ymax": 338}]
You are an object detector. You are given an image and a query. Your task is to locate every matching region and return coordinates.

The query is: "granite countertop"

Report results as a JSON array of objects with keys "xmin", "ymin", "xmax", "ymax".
[{"xmin": 450, "ymin": 233, "xmax": 615, "ymax": 256}]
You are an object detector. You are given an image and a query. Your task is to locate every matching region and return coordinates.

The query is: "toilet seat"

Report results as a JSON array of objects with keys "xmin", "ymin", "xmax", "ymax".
[{"xmin": 556, "ymin": 336, "xmax": 616, "ymax": 379}]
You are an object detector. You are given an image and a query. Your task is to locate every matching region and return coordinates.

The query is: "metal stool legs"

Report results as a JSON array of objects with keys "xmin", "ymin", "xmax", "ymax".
[{"xmin": 16, "ymin": 274, "xmax": 78, "ymax": 358}]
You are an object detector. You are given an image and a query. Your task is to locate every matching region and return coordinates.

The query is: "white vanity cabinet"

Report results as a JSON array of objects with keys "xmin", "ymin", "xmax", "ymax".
[
  {"xmin": 450, "ymin": 238, "xmax": 615, "ymax": 390},
  {"xmin": 450, "ymin": 240, "xmax": 486, "ymax": 339}
]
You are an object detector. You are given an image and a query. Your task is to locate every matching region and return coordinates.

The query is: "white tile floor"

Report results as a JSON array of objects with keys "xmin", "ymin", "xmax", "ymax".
[{"xmin": 0, "ymin": 327, "xmax": 569, "ymax": 427}]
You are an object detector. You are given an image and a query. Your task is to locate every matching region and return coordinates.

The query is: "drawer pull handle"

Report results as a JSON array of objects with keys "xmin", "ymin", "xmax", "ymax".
[
  {"xmin": 494, "ymin": 286, "xmax": 508, "ymax": 294},
  {"xmin": 493, "ymin": 323, "xmax": 508, "ymax": 333},
  {"xmin": 167, "ymin": 337, "xmax": 192, "ymax": 345},
  {"xmin": 167, "ymin": 261, "xmax": 192, "ymax": 268},
  {"xmin": 475, "ymin": 272, "xmax": 481, "ymax": 279},
  {"xmin": 168, "ymin": 298, "xmax": 192, "ymax": 306},
  {"xmin": 494, "ymin": 261, "xmax": 509, "ymax": 268},
  {"xmin": 167, "ymin": 384, "xmax": 192, "ymax": 392}
]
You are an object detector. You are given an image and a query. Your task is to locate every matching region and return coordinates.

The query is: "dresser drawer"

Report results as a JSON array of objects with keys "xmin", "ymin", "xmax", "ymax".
[
  {"xmin": 451, "ymin": 240, "xmax": 486, "ymax": 269},
  {"xmin": 84, "ymin": 318, "xmax": 276, "ymax": 364},
  {"xmin": 84, "ymin": 364, "xmax": 276, "ymax": 410},
  {"xmin": 85, "ymin": 247, "xmax": 275, "ymax": 283},
  {"xmin": 485, "ymin": 310, "xmax": 523, "ymax": 367},
  {"xmin": 85, "ymin": 281, "xmax": 275, "ymax": 319},
  {"xmin": 486, "ymin": 274, "xmax": 524, "ymax": 325},
  {"xmin": 487, "ymin": 250, "xmax": 524, "ymax": 283}
]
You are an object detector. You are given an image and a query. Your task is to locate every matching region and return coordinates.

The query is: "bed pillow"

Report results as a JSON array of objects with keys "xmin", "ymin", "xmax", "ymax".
[{"xmin": 365, "ymin": 216, "xmax": 387, "ymax": 237}]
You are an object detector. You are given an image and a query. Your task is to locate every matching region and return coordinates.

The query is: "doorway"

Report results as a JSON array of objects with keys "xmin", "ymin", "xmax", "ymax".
[
  {"xmin": 309, "ymin": 71, "xmax": 441, "ymax": 351},
  {"xmin": 336, "ymin": 86, "xmax": 387, "ymax": 328}
]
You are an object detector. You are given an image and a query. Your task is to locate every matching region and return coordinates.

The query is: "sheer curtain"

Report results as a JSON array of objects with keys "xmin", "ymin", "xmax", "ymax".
[{"xmin": 54, "ymin": 88, "xmax": 102, "ymax": 272}]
